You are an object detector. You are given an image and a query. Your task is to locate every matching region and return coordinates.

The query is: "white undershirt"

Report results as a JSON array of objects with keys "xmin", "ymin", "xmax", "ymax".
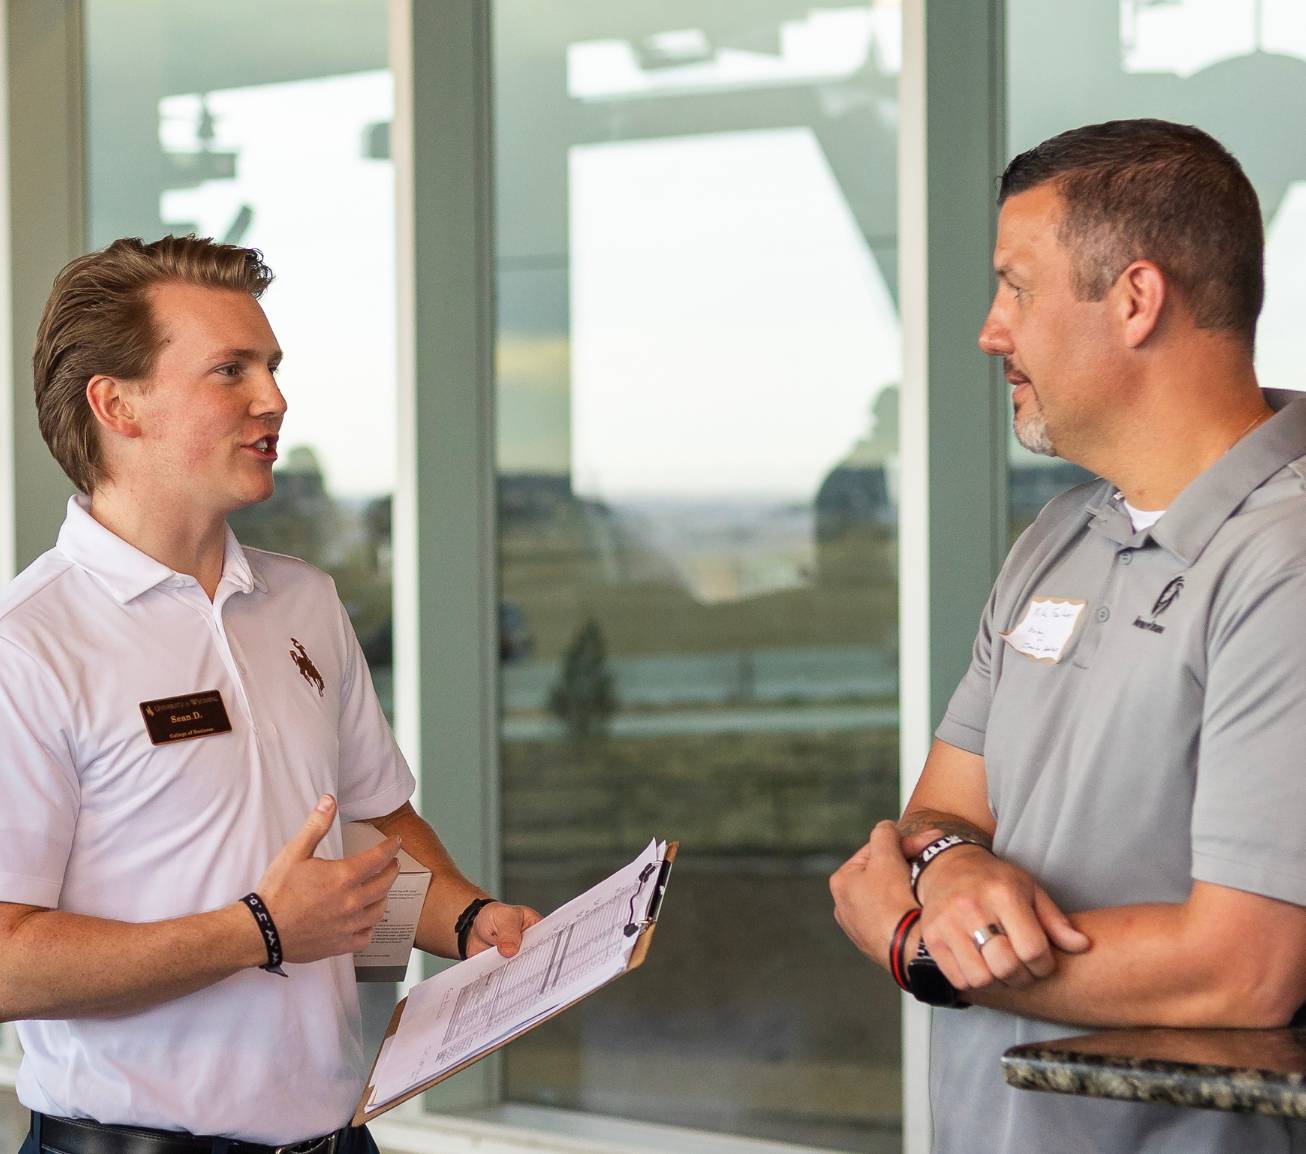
[{"xmin": 1123, "ymin": 498, "xmax": 1167, "ymax": 532}]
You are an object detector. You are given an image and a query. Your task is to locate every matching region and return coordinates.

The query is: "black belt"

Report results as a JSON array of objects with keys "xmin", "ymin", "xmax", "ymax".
[{"xmin": 31, "ymin": 1114, "xmax": 351, "ymax": 1154}]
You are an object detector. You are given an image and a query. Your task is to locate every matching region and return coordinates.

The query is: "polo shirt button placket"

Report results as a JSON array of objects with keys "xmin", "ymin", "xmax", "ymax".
[{"xmin": 209, "ymin": 616, "xmax": 256, "ymax": 732}]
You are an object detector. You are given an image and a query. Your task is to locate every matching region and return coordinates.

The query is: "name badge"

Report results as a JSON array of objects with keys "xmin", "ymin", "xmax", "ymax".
[
  {"xmin": 139, "ymin": 690, "xmax": 233, "ymax": 745},
  {"xmin": 1001, "ymin": 597, "xmax": 1086, "ymax": 664}
]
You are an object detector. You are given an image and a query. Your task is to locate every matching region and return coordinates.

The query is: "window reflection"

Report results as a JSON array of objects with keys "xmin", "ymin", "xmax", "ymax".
[
  {"xmin": 1007, "ymin": 0, "xmax": 1306, "ymax": 539},
  {"xmin": 495, "ymin": 3, "xmax": 902, "ymax": 1149},
  {"xmin": 84, "ymin": 0, "xmax": 397, "ymax": 1055}
]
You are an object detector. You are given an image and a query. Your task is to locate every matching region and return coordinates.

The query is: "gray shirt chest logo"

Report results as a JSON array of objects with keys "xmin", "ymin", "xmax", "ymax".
[{"xmin": 1134, "ymin": 575, "xmax": 1184, "ymax": 634}]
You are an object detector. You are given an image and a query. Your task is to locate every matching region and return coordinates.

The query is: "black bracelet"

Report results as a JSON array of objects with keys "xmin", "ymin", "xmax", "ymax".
[
  {"xmin": 909, "ymin": 834, "xmax": 986, "ymax": 903},
  {"xmin": 240, "ymin": 892, "xmax": 288, "ymax": 977},
  {"xmin": 455, "ymin": 897, "xmax": 498, "ymax": 960}
]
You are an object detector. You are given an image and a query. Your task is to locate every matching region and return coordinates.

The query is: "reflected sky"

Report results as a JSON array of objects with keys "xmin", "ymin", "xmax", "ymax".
[
  {"xmin": 1123, "ymin": 0, "xmax": 1306, "ymax": 77},
  {"xmin": 158, "ymin": 72, "xmax": 396, "ymax": 499},
  {"xmin": 570, "ymin": 127, "xmax": 900, "ymax": 504}
]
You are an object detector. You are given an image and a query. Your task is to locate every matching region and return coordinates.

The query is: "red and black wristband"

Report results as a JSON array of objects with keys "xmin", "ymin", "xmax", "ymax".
[{"xmin": 888, "ymin": 907, "xmax": 922, "ymax": 993}]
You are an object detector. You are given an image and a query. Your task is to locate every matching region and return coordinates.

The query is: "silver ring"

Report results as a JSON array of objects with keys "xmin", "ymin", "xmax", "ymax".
[{"xmin": 971, "ymin": 923, "xmax": 1005, "ymax": 949}]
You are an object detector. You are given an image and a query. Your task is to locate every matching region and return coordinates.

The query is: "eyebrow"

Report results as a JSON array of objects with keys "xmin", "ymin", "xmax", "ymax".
[{"xmin": 211, "ymin": 347, "xmax": 283, "ymax": 365}]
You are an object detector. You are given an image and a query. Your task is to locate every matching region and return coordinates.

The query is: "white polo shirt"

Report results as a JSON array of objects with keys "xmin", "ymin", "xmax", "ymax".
[{"xmin": 0, "ymin": 496, "xmax": 415, "ymax": 1143}]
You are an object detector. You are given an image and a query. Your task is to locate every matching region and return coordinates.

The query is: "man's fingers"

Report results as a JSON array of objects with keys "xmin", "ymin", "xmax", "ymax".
[
  {"xmin": 469, "ymin": 904, "xmax": 540, "ymax": 958},
  {"xmin": 488, "ymin": 906, "xmax": 528, "ymax": 957},
  {"xmin": 972, "ymin": 935, "xmax": 1035, "ymax": 989},
  {"xmin": 990, "ymin": 900, "xmax": 1057, "ymax": 979},
  {"xmin": 358, "ymin": 859, "xmax": 400, "ymax": 905},
  {"xmin": 841, "ymin": 821, "xmax": 900, "ymax": 872},
  {"xmin": 834, "ymin": 822, "xmax": 902, "ymax": 880},
  {"xmin": 285, "ymin": 794, "xmax": 336, "ymax": 859},
  {"xmin": 1034, "ymin": 887, "xmax": 1091, "ymax": 954},
  {"xmin": 922, "ymin": 935, "xmax": 973, "ymax": 993},
  {"xmin": 925, "ymin": 919, "xmax": 994, "ymax": 991},
  {"xmin": 899, "ymin": 828, "xmax": 945, "ymax": 858},
  {"xmin": 356, "ymin": 895, "xmax": 388, "ymax": 929},
  {"xmin": 345, "ymin": 835, "xmax": 402, "ymax": 880}
]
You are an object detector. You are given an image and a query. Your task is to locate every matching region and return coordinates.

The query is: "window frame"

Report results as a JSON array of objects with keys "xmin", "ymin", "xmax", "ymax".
[{"xmin": 0, "ymin": 2, "xmax": 1010, "ymax": 1151}]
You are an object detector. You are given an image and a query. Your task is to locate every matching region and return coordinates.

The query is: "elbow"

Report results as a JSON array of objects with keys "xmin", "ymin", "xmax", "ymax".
[
  {"xmin": 1217, "ymin": 981, "xmax": 1303, "ymax": 1030},
  {"xmin": 1167, "ymin": 960, "xmax": 1304, "ymax": 1029}
]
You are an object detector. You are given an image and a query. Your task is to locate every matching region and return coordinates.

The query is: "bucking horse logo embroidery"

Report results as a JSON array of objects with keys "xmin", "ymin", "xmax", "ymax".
[{"xmin": 290, "ymin": 637, "xmax": 325, "ymax": 697}]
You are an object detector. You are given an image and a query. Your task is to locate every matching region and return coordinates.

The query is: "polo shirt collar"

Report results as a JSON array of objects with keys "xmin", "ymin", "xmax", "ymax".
[
  {"xmin": 56, "ymin": 495, "xmax": 268, "ymax": 604},
  {"xmin": 1150, "ymin": 389, "xmax": 1306, "ymax": 566}
]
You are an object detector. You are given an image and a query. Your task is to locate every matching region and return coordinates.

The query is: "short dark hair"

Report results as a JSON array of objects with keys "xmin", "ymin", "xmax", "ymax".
[
  {"xmin": 999, "ymin": 119, "xmax": 1263, "ymax": 345},
  {"xmin": 33, "ymin": 235, "xmax": 274, "ymax": 494}
]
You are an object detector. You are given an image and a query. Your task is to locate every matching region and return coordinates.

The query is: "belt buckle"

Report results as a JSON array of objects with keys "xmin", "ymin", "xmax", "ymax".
[{"xmin": 273, "ymin": 1134, "xmax": 339, "ymax": 1154}]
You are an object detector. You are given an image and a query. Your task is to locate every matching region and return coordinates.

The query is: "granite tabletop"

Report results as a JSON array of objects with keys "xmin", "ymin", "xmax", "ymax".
[{"xmin": 1002, "ymin": 1028, "xmax": 1306, "ymax": 1116}]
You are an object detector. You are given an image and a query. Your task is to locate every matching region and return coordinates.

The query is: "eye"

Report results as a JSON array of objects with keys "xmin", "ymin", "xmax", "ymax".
[{"xmin": 215, "ymin": 363, "xmax": 243, "ymax": 379}]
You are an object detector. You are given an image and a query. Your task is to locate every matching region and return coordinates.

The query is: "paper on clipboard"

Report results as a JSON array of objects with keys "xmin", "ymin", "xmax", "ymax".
[{"xmin": 357, "ymin": 838, "xmax": 673, "ymax": 1121}]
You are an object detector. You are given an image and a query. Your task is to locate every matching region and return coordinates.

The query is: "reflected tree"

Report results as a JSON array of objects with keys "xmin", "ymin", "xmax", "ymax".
[{"xmin": 548, "ymin": 619, "xmax": 618, "ymax": 740}]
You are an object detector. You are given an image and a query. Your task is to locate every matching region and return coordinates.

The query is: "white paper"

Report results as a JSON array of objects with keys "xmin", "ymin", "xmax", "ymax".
[
  {"xmin": 342, "ymin": 822, "xmax": 432, "ymax": 978},
  {"xmin": 365, "ymin": 1035, "xmax": 395, "ymax": 1108},
  {"xmin": 1001, "ymin": 596, "xmax": 1086, "ymax": 664},
  {"xmin": 365, "ymin": 838, "xmax": 668, "ymax": 1112}
]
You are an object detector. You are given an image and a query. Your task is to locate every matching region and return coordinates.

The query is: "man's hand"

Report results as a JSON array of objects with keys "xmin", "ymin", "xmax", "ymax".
[
  {"xmin": 253, "ymin": 794, "xmax": 401, "ymax": 963},
  {"xmin": 905, "ymin": 832, "xmax": 1089, "ymax": 992},
  {"xmin": 830, "ymin": 821, "xmax": 926, "ymax": 965},
  {"xmin": 466, "ymin": 901, "xmax": 543, "ymax": 959}
]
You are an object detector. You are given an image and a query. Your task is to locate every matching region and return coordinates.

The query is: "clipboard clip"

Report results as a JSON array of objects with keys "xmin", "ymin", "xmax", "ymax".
[{"xmin": 623, "ymin": 856, "xmax": 674, "ymax": 937}]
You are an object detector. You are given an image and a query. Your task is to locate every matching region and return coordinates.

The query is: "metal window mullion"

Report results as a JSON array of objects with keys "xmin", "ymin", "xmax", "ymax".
[
  {"xmin": 899, "ymin": 1, "xmax": 1007, "ymax": 1152},
  {"xmin": 390, "ymin": 0, "xmax": 501, "ymax": 1115}
]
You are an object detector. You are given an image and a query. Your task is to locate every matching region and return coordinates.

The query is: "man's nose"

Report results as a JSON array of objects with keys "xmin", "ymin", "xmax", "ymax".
[
  {"xmin": 977, "ymin": 306, "xmax": 1011, "ymax": 357},
  {"xmin": 252, "ymin": 371, "xmax": 288, "ymax": 418}
]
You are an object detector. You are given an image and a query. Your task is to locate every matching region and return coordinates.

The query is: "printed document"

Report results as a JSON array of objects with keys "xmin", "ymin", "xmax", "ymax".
[{"xmin": 365, "ymin": 838, "xmax": 669, "ymax": 1111}]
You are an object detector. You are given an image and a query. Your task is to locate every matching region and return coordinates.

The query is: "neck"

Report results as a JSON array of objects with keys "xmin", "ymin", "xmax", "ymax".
[
  {"xmin": 89, "ymin": 483, "xmax": 229, "ymax": 600},
  {"xmin": 1069, "ymin": 350, "xmax": 1267, "ymax": 511}
]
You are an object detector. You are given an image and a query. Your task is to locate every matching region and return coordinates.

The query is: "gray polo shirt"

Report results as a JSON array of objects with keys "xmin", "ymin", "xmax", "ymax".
[{"xmin": 930, "ymin": 390, "xmax": 1306, "ymax": 1154}]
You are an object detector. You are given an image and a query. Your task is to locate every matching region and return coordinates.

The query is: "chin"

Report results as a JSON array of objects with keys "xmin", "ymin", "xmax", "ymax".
[
  {"xmin": 227, "ymin": 485, "xmax": 275, "ymax": 514},
  {"xmin": 1015, "ymin": 414, "xmax": 1058, "ymax": 458}
]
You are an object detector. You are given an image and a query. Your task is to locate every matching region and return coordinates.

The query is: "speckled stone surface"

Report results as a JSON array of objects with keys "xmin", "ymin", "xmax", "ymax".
[{"xmin": 1003, "ymin": 1028, "xmax": 1306, "ymax": 1116}]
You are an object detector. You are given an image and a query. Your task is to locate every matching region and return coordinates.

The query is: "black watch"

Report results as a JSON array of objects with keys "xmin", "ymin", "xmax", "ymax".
[{"xmin": 906, "ymin": 940, "xmax": 969, "ymax": 1008}]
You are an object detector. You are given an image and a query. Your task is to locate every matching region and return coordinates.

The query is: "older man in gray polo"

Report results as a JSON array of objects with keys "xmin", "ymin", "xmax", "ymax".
[{"xmin": 831, "ymin": 118, "xmax": 1306, "ymax": 1153}]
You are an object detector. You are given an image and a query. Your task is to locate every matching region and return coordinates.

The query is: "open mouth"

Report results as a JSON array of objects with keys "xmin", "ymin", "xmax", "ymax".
[{"xmin": 245, "ymin": 435, "xmax": 279, "ymax": 461}]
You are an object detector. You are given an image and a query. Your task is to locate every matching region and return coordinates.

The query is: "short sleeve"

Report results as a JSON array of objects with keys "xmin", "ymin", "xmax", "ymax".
[
  {"xmin": 1191, "ymin": 565, "xmax": 1306, "ymax": 905},
  {"xmin": 0, "ymin": 637, "xmax": 80, "ymax": 907},
  {"xmin": 935, "ymin": 582, "xmax": 1000, "ymax": 756},
  {"xmin": 331, "ymin": 599, "xmax": 416, "ymax": 822}
]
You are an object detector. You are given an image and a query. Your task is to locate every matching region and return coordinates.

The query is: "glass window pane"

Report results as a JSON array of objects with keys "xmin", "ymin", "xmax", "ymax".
[
  {"xmin": 493, "ymin": 4, "xmax": 902, "ymax": 1149},
  {"xmin": 83, "ymin": 0, "xmax": 397, "ymax": 1053},
  {"xmin": 1005, "ymin": 0, "xmax": 1306, "ymax": 537}
]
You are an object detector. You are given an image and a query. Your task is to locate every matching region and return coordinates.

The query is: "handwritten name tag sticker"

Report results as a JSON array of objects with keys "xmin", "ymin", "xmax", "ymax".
[{"xmin": 1001, "ymin": 597, "xmax": 1086, "ymax": 664}]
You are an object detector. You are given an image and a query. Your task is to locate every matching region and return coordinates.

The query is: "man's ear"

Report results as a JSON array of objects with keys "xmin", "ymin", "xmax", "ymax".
[
  {"xmin": 86, "ymin": 374, "xmax": 142, "ymax": 438},
  {"xmin": 1116, "ymin": 259, "xmax": 1166, "ymax": 349}
]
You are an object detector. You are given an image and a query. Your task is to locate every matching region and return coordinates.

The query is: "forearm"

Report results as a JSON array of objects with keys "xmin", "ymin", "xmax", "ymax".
[
  {"xmin": 369, "ymin": 806, "xmax": 486, "ymax": 957},
  {"xmin": 0, "ymin": 903, "xmax": 264, "ymax": 1022},
  {"xmin": 968, "ymin": 902, "xmax": 1290, "ymax": 1029}
]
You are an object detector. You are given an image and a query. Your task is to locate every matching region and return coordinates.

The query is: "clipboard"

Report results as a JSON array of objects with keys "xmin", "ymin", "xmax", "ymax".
[{"xmin": 352, "ymin": 840, "xmax": 677, "ymax": 1126}]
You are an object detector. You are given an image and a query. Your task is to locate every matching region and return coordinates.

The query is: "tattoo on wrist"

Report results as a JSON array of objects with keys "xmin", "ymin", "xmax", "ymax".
[{"xmin": 898, "ymin": 812, "xmax": 993, "ymax": 851}]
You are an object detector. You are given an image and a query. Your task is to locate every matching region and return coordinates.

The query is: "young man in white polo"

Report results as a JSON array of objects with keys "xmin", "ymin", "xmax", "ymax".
[{"xmin": 0, "ymin": 235, "xmax": 539, "ymax": 1154}]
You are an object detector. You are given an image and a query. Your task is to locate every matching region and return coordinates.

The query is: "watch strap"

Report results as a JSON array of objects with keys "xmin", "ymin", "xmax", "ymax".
[{"xmin": 906, "ymin": 938, "xmax": 969, "ymax": 1009}]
